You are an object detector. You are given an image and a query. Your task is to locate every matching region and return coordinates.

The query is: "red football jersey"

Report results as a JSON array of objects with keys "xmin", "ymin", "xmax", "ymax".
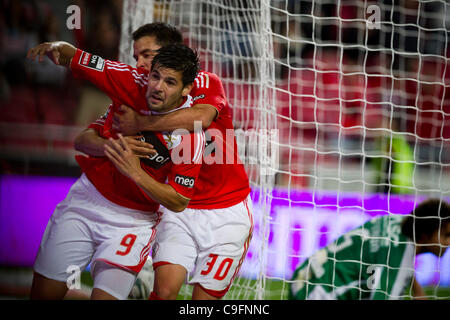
[
  {"xmin": 187, "ymin": 71, "xmax": 251, "ymax": 209},
  {"xmin": 70, "ymin": 49, "xmax": 205, "ymax": 211},
  {"xmin": 71, "ymin": 49, "xmax": 250, "ymax": 209}
]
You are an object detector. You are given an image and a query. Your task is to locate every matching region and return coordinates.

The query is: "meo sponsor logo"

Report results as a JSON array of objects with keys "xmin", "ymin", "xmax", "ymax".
[{"xmin": 174, "ymin": 175, "xmax": 195, "ymax": 188}]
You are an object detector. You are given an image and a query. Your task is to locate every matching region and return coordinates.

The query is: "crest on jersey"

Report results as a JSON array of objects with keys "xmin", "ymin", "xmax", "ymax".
[{"xmin": 162, "ymin": 132, "xmax": 182, "ymax": 150}]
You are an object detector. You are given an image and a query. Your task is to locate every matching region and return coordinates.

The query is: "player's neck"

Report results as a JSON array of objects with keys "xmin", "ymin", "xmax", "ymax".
[
  {"xmin": 151, "ymin": 96, "xmax": 191, "ymax": 115},
  {"xmin": 165, "ymin": 96, "xmax": 186, "ymax": 113}
]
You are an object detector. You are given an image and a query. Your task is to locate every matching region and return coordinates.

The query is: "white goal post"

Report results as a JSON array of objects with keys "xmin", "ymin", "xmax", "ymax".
[{"xmin": 120, "ymin": 0, "xmax": 450, "ymax": 300}]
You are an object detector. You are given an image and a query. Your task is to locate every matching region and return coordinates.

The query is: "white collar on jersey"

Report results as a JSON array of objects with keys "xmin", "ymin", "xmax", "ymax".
[{"xmin": 150, "ymin": 95, "xmax": 193, "ymax": 116}]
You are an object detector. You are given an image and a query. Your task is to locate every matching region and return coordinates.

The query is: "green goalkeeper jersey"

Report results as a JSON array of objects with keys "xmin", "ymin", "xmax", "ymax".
[{"xmin": 289, "ymin": 215, "xmax": 416, "ymax": 300}]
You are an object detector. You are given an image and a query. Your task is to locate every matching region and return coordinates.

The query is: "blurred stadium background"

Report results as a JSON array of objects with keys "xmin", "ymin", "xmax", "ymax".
[{"xmin": 1, "ymin": 0, "xmax": 450, "ymax": 299}]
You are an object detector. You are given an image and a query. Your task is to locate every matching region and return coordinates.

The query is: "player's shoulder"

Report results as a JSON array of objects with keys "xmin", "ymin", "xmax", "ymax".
[
  {"xmin": 193, "ymin": 70, "xmax": 223, "ymax": 89},
  {"xmin": 197, "ymin": 69, "xmax": 219, "ymax": 78},
  {"xmin": 104, "ymin": 61, "xmax": 149, "ymax": 79}
]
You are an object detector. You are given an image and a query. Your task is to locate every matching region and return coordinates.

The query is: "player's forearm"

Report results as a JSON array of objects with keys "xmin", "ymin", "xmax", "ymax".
[
  {"xmin": 133, "ymin": 175, "xmax": 189, "ymax": 212},
  {"xmin": 142, "ymin": 104, "xmax": 217, "ymax": 132},
  {"xmin": 74, "ymin": 128, "xmax": 108, "ymax": 157}
]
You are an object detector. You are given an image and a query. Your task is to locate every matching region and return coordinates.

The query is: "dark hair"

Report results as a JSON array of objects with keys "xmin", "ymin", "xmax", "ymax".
[
  {"xmin": 401, "ymin": 199, "xmax": 450, "ymax": 240},
  {"xmin": 151, "ymin": 44, "xmax": 200, "ymax": 86},
  {"xmin": 132, "ymin": 22, "xmax": 183, "ymax": 46}
]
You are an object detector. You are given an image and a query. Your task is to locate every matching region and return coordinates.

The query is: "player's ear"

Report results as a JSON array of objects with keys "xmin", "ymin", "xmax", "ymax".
[{"xmin": 181, "ymin": 83, "xmax": 194, "ymax": 97}]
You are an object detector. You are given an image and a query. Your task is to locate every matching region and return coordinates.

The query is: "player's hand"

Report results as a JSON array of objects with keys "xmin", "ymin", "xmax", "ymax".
[
  {"xmin": 27, "ymin": 41, "xmax": 76, "ymax": 66},
  {"xmin": 115, "ymin": 135, "xmax": 156, "ymax": 158},
  {"xmin": 113, "ymin": 104, "xmax": 151, "ymax": 135},
  {"xmin": 104, "ymin": 134, "xmax": 145, "ymax": 181}
]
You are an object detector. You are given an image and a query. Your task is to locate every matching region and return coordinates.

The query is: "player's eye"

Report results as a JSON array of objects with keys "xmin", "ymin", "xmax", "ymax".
[{"xmin": 150, "ymin": 72, "xmax": 160, "ymax": 81}]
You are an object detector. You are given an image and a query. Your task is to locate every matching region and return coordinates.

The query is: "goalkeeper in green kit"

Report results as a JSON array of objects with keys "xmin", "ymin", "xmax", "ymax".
[{"xmin": 289, "ymin": 199, "xmax": 450, "ymax": 300}]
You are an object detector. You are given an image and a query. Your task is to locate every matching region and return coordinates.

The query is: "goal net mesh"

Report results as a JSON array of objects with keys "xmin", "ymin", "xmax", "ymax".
[{"xmin": 120, "ymin": 0, "xmax": 450, "ymax": 300}]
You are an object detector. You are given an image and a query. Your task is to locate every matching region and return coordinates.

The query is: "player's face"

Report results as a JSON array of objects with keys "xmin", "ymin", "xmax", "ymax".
[
  {"xmin": 146, "ymin": 65, "xmax": 192, "ymax": 113},
  {"xmin": 422, "ymin": 222, "xmax": 450, "ymax": 257},
  {"xmin": 133, "ymin": 36, "xmax": 161, "ymax": 71}
]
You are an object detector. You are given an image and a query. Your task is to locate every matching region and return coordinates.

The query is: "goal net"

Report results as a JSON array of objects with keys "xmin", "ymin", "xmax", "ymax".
[{"xmin": 120, "ymin": 0, "xmax": 450, "ymax": 300}]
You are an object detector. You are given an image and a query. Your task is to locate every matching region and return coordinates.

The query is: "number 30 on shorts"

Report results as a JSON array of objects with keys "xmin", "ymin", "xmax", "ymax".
[
  {"xmin": 200, "ymin": 254, "xmax": 234, "ymax": 281},
  {"xmin": 116, "ymin": 234, "xmax": 137, "ymax": 256}
]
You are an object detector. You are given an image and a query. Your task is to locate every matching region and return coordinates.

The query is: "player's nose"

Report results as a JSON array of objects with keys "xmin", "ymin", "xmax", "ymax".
[
  {"xmin": 136, "ymin": 56, "xmax": 146, "ymax": 69},
  {"xmin": 152, "ymin": 79, "xmax": 163, "ymax": 91}
]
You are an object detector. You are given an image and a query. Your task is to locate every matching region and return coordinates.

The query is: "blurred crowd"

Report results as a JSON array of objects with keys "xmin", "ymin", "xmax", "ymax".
[
  {"xmin": 265, "ymin": 0, "xmax": 450, "ymax": 188},
  {"xmin": 0, "ymin": 0, "xmax": 122, "ymax": 126},
  {"xmin": 269, "ymin": 0, "xmax": 450, "ymax": 141}
]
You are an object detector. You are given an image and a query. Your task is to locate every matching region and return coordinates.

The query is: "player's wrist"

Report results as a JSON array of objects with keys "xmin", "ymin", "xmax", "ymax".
[
  {"xmin": 56, "ymin": 41, "xmax": 77, "ymax": 66},
  {"xmin": 130, "ymin": 169, "xmax": 146, "ymax": 185}
]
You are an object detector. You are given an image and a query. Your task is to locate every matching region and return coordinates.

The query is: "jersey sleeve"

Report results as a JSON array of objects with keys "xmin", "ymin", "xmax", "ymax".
[
  {"xmin": 191, "ymin": 72, "xmax": 226, "ymax": 115},
  {"xmin": 70, "ymin": 48, "xmax": 147, "ymax": 110},
  {"xmin": 87, "ymin": 103, "xmax": 113, "ymax": 134},
  {"xmin": 167, "ymin": 130, "xmax": 206, "ymax": 200}
]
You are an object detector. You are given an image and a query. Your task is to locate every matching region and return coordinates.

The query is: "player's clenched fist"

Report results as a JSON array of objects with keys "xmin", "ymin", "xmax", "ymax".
[{"xmin": 27, "ymin": 41, "xmax": 77, "ymax": 67}]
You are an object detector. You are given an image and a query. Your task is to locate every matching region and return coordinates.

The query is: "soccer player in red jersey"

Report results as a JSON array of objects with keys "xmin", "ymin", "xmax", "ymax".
[
  {"xmin": 29, "ymin": 23, "xmax": 254, "ymax": 300},
  {"xmin": 110, "ymin": 25, "xmax": 254, "ymax": 300},
  {"xmin": 27, "ymin": 42, "xmax": 205, "ymax": 300}
]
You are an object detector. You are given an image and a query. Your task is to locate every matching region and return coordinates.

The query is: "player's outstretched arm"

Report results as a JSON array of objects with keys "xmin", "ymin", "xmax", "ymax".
[
  {"xmin": 144, "ymin": 104, "xmax": 217, "ymax": 131},
  {"xmin": 29, "ymin": 42, "xmax": 145, "ymax": 111},
  {"xmin": 27, "ymin": 41, "xmax": 77, "ymax": 67},
  {"xmin": 104, "ymin": 134, "xmax": 189, "ymax": 212},
  {"xmin": 114, "ymin": 103, "xmax": 217, "ymax": 133},
  {"xmin": 115, "ymin": 70, "xmax": 225, "ymax": 133}
]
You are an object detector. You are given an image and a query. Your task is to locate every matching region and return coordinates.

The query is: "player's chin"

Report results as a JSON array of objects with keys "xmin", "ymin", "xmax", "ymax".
[{"xmin": 147, "ymin": 100, "xmax": 164, "ymax": 111}]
